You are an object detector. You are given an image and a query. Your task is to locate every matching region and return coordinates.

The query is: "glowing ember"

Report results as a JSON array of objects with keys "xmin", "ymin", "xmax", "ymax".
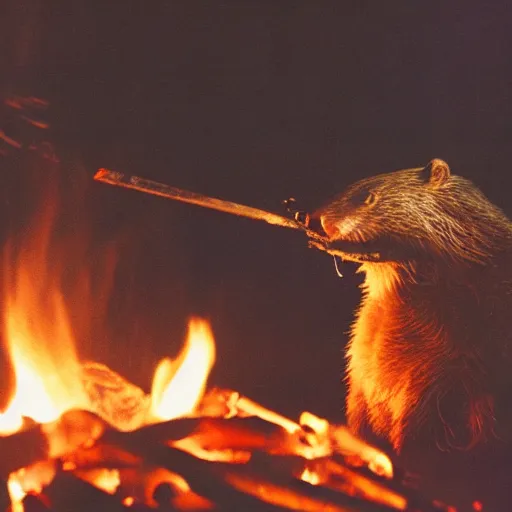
[
  {"xmin": 7, "ymin": 462, "xmax": 57, "ymax": 511},
  {"xmin": 7, "ymin": 477, "xmax": 24, "ymax": 512},
  {"xmin": 150, "ymin": 318, "xmax": 216, "ymax": 421},
  {"xmin": 75, "ymin": 468, "xmax": 121, "ymax": 494},
  {"xmin": 300, "ymin": 467, "xmax": 322, "ymax": 486}
]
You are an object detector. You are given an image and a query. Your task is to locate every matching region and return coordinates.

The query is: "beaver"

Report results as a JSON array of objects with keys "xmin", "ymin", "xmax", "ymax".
[{"xmin": 313, "ymin": 159, "xmax": 512, "ymax": 509}]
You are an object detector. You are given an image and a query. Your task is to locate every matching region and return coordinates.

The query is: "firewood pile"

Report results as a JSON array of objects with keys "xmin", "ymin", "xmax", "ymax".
[{"xmin": 1, "ymin": 361, "xmax": 465, "ymax": 512}]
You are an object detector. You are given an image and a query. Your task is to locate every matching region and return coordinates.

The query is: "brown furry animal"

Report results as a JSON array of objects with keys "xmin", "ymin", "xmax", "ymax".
[{"xmin": 313, "ymin": 159, "xmax": 512, "ymax": 508}]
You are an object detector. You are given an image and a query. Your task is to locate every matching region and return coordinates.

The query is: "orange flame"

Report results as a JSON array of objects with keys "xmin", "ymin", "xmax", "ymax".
[
  {"xmin": 150, "ymin": 318, "xmax": 216, "ymax": 421},
  {"xmin": 0, "ymin": 180, "xmax": 218, "ymax": 434},
  {"xmin": 0, "ymin": 168, "xmax": 220, "ymax": 512},
  {"xmin": 0, "ymin": 195, "xmax": 88, "ymax": 434}
]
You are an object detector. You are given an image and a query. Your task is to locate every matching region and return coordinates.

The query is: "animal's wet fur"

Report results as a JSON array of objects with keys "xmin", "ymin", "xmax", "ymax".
[{"xmin": 315, "ymin": 160, "xmax": 512, "ymax": 508}]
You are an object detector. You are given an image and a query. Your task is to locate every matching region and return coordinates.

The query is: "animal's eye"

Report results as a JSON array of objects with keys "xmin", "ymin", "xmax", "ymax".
[
  {"xmin": 350, "ymin": 188, "xmax": 377, "ymax": 207},
  {"xmin": 364, "ymin": 192, "xmax": 377, "ymax": 206}
]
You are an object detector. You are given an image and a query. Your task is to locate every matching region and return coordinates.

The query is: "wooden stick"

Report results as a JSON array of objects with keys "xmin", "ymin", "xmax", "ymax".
[
  {"xmin": 102, "ymin": 427, "xmax": 299, "ymax": 511},
  {"xmin": 225, "ymin": 459, "xmax": 398, "ymax": 512},
  {"xmin": 94, "ymin": 169, "xmax": 326, "ymax": 241},
  {"xmin": 0, "ymin": 422, "xmax": 48, "ymax": 477},
  {"xmin": 43, "ymin": 471, "xmax": 129, "ymax": 512},
  {"xmin": 0, "ymin": 411, "xmax": 107, "ymax": 477}
]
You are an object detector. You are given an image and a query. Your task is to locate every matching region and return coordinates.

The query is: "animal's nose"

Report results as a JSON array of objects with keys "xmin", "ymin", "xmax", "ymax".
[{"xmin": 319, "ymin": 214, "xmax": 340, "ymax": 239}]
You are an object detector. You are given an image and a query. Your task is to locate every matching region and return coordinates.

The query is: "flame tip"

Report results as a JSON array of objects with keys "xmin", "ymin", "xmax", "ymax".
[{"xmin": 150, "ymin": 318, "xmax": 216, "ymax": 422}]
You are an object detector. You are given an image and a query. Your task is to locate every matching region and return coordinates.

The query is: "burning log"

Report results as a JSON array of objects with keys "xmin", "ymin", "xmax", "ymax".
[
  {"xmin": 60, "ymin": 441, "xmax": 141, "ymax": 471},
  {"xmin": 99, "ymin": 429, "xmax": 288, "ymax": 511},
  {"xmin": 0, "ymin": 410, "xmax": 106, "ymax": 477},
  {"xmin": 301, "ymin": 458, "xmax": 406, "ymax": 510},
  {"xmin": 114, "ymin": 467, "xmax": 196, "ymax": 509},
  {"xmin": 128, "ymin": 416, "xmax": 286, "ymax": 456},
  {"xmin": 0, "ymin": 421, "xmax": 48, "ymax": 477},
  {"xmin": 43, "ymin": 471, "xmax": 128, "ymax": 512},
  {"xmin": 64, "ymin": 407, "xmax": 436, "ymax": 512},
  {"xmin": 21, "ymin": 494, "xmax": 52, "ymax": 512},
  {"xmin": 41, "ymin": 410, "xmax": 106, "ymax": 459},
  {"xmin": 87, "ymin": 426, "xmax": 401, "ymax": 512},
  {"xmin": 224, "ymin": 471, "xmax": 396, "ymax": 512}
]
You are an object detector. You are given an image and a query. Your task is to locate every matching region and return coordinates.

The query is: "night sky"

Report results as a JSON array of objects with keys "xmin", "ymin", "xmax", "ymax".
[{"xmin": 1, "ymin": 0, "xmax": 512, "ymax": 424}]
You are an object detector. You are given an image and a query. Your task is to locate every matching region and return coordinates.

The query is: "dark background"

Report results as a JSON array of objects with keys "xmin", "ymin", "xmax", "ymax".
[{"xmin": 1, "ymin": 0, "xmax": 511, "ymax": 423}]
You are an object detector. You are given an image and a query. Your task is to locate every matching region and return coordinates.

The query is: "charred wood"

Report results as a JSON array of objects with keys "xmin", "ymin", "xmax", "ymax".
[
  {"xmin": 104, "ymin": 430, "xmax": 294, "ymax": 512},
  {"xmin": 0, "ymin": 481, "xmax": 9, "ymax": 512},
  {"xmin": 0, "ymin": 421, "xmax": 48, "ymax": 477},
  {"xmin": 22, "ymin": 493, "xmax": 52, "ymax": 512},
  {"xmin": 43, "ymin": 471, "xmax": 127, "ymax": 512}
]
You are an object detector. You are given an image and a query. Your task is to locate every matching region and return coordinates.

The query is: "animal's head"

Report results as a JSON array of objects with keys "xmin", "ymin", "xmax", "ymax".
[{"xmin": 314, "ymin": 159, "xmax": 511, "ymax": 265}]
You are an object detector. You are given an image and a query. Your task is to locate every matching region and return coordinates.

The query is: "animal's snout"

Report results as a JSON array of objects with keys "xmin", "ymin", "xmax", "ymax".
[
  {"xmin": 319, "ymin": 214, "xmax": 341, "ymax": 239},
  {"xmin": 317, "ymin": 213, "xmax": 360, "ymax": 240}
]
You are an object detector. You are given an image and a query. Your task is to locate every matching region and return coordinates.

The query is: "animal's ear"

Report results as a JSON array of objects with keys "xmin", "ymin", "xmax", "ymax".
[{"xmin": 422, "ymin": 159, "xmax": 450, "ymax": 188}]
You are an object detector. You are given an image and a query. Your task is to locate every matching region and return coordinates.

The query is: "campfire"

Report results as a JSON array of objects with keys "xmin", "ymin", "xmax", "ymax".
[{"xmin": 0, "ymin": 154, "xmax": 465, "ymax": 512}]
